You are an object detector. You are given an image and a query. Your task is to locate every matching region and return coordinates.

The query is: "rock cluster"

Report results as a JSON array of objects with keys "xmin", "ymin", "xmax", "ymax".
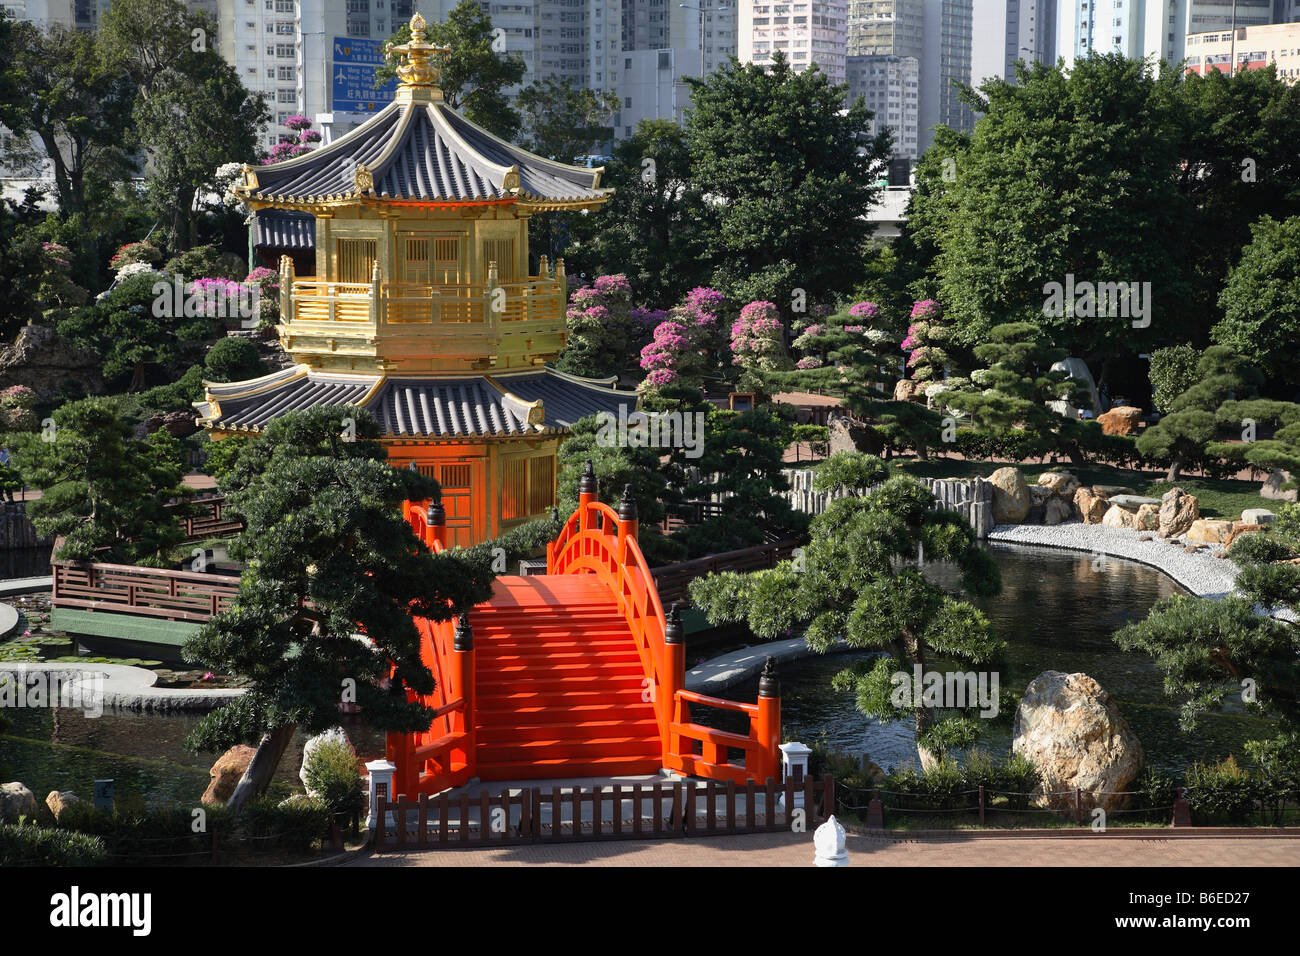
[{"xmin": 202, "ymin": 744, "xmax": 258, "ymax": 806}]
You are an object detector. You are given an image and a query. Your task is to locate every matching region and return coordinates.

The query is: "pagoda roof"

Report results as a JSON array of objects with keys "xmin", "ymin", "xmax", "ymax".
[
  {"xmin": 234, "ymin": 99, "xmax": 610, "ymax": 211},
  {"xmin": 253, "ymin": 210, "xmax": 315, "ymax": 250},
  {"xmin": 195, "ymin": 366, "xmax": 635, "ymax": 439}
]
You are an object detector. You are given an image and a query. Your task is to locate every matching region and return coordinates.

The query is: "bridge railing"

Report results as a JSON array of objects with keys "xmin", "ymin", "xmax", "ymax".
[
  {"xmin": 547, "ymin": 465, "xmax": 781, "ymax": 785},
  {"xmin": 390, "ymin": 500, "xmax": 475, "ymax": 798}
]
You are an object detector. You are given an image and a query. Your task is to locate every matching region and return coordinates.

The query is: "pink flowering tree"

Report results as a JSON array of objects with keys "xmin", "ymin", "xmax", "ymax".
[
  {"xmin": 730, "ymin": 301, "xmax": 792, "ymax": 381},
  {"xmin": 109, "ymin": 240, "xmax": 163, "ymax": 273},
  {"xmin": 900, "ymin": 299, "xmax": 951, "ymax": 384},
  {"xmin": 0, "ymin": 385, "xmax": 39, "ymax": 432},
  {"xmin": 638, "ymin": 287, "xmax": 727, "ymax": 395},
  {"xmin": 263, "ymin": 115, "xmax": 322, "ymax": 165},
  {"xmin": 555, "ymin": 273, "xmax": 634, "ymax": 377}
]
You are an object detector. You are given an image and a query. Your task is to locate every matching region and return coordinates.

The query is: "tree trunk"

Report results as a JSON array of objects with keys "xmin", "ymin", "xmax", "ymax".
[
  {"xmin": 913, "ymin": 705, "xmax": 940, "ymax": 772},
  {"xmin": 1060, "ymin": 437, "xmax": 1085, "ymax": 468},
  {"xmin": 225, "ymin": 724, "xmax": 297, "ymax": 815},
  {"xmin": 1166, "ymin": 451, "xmax": 1184, "ymax": 484}
]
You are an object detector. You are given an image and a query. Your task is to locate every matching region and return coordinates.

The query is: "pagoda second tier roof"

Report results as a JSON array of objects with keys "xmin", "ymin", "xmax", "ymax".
[
  {"xmin": 195, "ymin": 366, "xmax": 636, "ymax": 439},
  {"xmin": 234, "ymin": 99, "xmax": 611, "ymax": 210}
]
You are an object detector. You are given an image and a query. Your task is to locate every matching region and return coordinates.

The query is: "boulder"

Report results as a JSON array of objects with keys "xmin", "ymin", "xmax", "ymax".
[
  {"xmin": 1101, "ymin": 504, "xmax": 1135, "ymax": 529},
  {"xmin": 1036, "ymin": 471, "xmax": 1080, "ymax": 498},
  {"xmin": 202, "ymin": 744, "xmax": 258, "ymax": 806},
  {"xmin": 893, "ymin": 378, "xmax": 924, "ymax": 403},
  {"xmin": 0, "ymin": 325, "xmax": 105, "ymax": 404},
  {"xmin": 1011, "ymin": 671, "xmax": 1144, "ymax": 812},
  {"xmin": 826, "ymin": 413, "xmax": 883, "ymax": 456},
  {"xmin": 45, "ymin": 790, "xmax": 80, "ymax": 822},
  {"xmin": 1029, "ymin": 484, "xmax": 1053, "ymax": 507},
  {"xmin": 1096, "ymin": 405, "xmax": 1144, "ymax": 436},
  {"xmin": 1225, "ymin": 523, "xmax": 1266, "ymax": 549},
  {"xmin": 300, "ymin": 727, "xmax": 355, "ymax": 795},
  {"xmin": 1044, "ymin": 497, "xmax": 1073, "ymax": 526},
  {"xmin": 1158, "ymin": 487, "xmax": 1199, "ymax": 539},
  {"xmin": 1260, "ymin": 470, "xmax": 1298, "ymax": 503},
  {"xmin": 1134, "ymin": 503, "xmax": 1161, "ymax": 532},
  {"xmin": 1186, "ymin": 519, "xmax": 1233, "ymax": 544},
  {"xmin": 1092, "ymin": 485, "xmax": 1137, "ymax": 500},
  {"xmin": 144, "ymin": 410, "xmax": 200, "ymax": 439},
  {"xmin": 1241, "ymin": 508, "xmax": 1276, "ymax": 525},
  {"xmin": 0, "ymin": 782, "xmax": 37, "ymax": 821},
  {"xmin": 1074, "ymin": 487, "xmax": 1109, "ymax": 524},
  {"xmin": 989, "ymin": 467, "xmax": 1031, "ymax": 524},
  {"xmin": 1050, "ymin": 358, "xmax": 1102, "ymax": 415},
  {"xmin": 1106, "ymin": 494, "xmax": 1162, "ymax": 511}
]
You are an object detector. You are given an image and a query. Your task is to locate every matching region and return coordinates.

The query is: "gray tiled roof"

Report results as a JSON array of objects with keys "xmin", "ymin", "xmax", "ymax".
[
  {"xmin": 253, "ymin": 210, "xmax": 315, "ymax": 250},
  {"xmin": 198, "ymin": 368, "xmax": 633, "ymax": 438},
  {"xmin": 244, "ymin": 101, "xmax": 607, "ymax": 206}
]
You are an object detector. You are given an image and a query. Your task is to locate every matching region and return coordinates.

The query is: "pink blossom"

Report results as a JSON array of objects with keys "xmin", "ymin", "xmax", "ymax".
[
  {"xmin": 849, "ymin": 301, "xmax": 880, "ymax": 321},
  {"xmin": 796, "ymin": 357, "xmax": 823, "ymax": 369}
]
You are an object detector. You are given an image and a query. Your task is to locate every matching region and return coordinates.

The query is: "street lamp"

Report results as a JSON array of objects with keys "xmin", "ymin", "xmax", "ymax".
[{"xmin": 680, "ymin": 3, "xmax": 730, "ymax": 79}]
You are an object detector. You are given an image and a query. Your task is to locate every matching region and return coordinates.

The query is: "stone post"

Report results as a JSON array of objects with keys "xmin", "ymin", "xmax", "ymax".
[
  {"xmin": 365, "ymin": 758, "xmax": 396, "ymax": 831},
  {"xmin": 813, "ymin": 814, "xmax": 849, "ymax": 867}
]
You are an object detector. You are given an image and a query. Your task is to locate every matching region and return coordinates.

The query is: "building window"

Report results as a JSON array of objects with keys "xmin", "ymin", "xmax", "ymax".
[
  {"xmin": 337, "ymin": 239, "xmax": 378, "ymax": 283},
  {"xmin": 501, "ymin": 456, "xmax": 555, "ymax": 520}
]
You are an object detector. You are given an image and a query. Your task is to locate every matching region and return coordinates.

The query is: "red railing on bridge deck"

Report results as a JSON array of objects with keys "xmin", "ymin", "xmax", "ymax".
[{"xmin": 546, "ymin": 473, "xmax": 781, "ymax": 786}]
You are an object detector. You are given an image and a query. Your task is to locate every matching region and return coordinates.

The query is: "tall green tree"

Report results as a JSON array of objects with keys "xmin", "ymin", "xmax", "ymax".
[
  {"xmin": 1213, "ymin": 215, "xmax": 1300, "ymax": 385},
  {"xmin": 567, "ymin": 120, "xmax": 710, "ymax": 307},
  {"xmin": 25, "ymin": 397, "xmax": 191, "ymax": 565},
  {"xmin": 102, "ymin": 0, "xmax": 269, "ymax": 250},
  {"xmin": 916, "ymin": 55, "xmax": 1190, "ymax": 384},
  {"xmin": 186, "ymin": 407, "xmax": 495, "ymax": 811},
  {"xmin": 0, "ymin": 21, "xmax": 135, "ymax": 217},
  {"xmin": 685, "ymin": 52, "xmax": 889, "ymax": 306},
  {"xmin": 516, "ymin": 77, "xmax": 619, "ymax": 164},
  {"xmin": 690, "ymin": 455, "xmax": 1002, "ymax": 766},
  {"xmin": 377, "ymin": 1, "xmax": 526, "ymax": 139}
]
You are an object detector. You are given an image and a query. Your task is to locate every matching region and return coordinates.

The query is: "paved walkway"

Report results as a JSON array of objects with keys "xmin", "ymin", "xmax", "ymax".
[{"xmin": 349, "ymin": 830, "xmax": 1300, "ymax": 867}]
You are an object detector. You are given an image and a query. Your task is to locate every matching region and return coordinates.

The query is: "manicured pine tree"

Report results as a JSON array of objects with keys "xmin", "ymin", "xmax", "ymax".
[
  {"xmin": 184, "ymin": 407, "xmax": 495, "ymax": 811},
  {"xmin": 943, "ymin": 321, "xmax": 1098, "ymax": 466},
  {"xmin": 689, "ymin": 452, "xmax": 1003, "ymax": 766},
  {"xmin": 1135, "ymin": 345, "xmax": 1262, "ymax": 482}
]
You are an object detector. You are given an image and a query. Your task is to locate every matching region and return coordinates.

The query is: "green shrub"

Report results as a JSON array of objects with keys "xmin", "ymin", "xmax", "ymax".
[
  {"xmin": 204, "ymin": 336, "xmax": 267, "ymax": 384},
  {"xmin": 0, "ymin": 822, "xmax": 108, "ymax": 866},
  {"xmin": 1149, "ymin": 345, "xmax": 1201, "ymax": 414},
  {"xmin": 164, "ymin": 244, "xmax": 246, "ymax": 281},
  {"xmin": 241, "ymin": 795, "xmax": 329, "ymax": 853},
  {"xmin": 1186, "ymin": 756, "xmax": 1258, "ymax": 824},
  {"xmin": 1274, "ymin": 503, "xmax": 1300, "ymax": 539},
  {"xmin": 302, "ymin": 735, "xmax": 365, "ymax": 820},
  {"xmin": 1130, "ymin": 765, "xmax": 1179, "ymax": 821}
]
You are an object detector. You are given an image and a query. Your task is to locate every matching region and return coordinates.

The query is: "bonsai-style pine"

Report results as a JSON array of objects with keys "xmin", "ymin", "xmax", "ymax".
[
  {"xmin": 1136, "ymin": 345, "xmax": 1263, "ymax": 482},
  {"xmin": 689, "ymin": 452, "xmax": 1003, "ymax": 766},
  {"xmin": 943, "ymin": 321, "xmax": 1098, "ymax": 466},
  {"xmin": 184, "ymin": 407, "xmax": 495, "ymax": 812}
]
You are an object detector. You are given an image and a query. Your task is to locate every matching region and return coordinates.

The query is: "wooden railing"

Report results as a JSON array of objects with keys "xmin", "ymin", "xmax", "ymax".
[
  {"xmin": 650, "ymin": 539, "xmax": 800, "ymax": 607},
  {"xmin": 51, "ymin": 560, "xmax": 240, "ymax": 623},
  {"xmin": 372, "ymin": 775, "xmax": 835, "ymax": 849},
  {"xmin": 285, "ymin": 276, "xmax": 564, "ymax": 330},
  {"xmin": 165, "ymin": 496, "xmax": 243, "ymax": 543}
]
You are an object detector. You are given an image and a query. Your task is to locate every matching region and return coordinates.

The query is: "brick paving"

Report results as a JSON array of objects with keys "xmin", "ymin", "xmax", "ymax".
[{"xmin": 348, "ymin": 830, "xmax": 1300, "ymax": 867}]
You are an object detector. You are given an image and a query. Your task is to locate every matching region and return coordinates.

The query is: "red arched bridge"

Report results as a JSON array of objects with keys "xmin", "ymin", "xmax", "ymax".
[{"xmin": 391, "ymin": 464, "xmax": 782, "ymax": 797}]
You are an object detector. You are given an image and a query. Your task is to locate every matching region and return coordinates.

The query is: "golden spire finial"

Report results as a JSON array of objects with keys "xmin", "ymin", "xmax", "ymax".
[{"xmin": 384, "ymin": 11, "xmax": 449, "ymax": 95}]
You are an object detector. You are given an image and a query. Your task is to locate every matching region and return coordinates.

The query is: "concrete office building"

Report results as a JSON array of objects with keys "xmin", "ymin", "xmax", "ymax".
[
  {"xmin": 1185, "ymin": 19, "xmax": 1300, "ymax": 81},
  {"xmin": 737, "ymin": 0, "xmax": 848, "ymax": 85},
  {"xmin": 1056, "ymin": 0, "xmax": 1272, "ymax": 69},
  {"xmin": 847, "ymin": 53, "xmax": 920, "ymax": 157}
]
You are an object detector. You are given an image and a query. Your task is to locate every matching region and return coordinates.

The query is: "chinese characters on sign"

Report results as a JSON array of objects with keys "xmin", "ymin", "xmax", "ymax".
[{"xmin": 332, "ymin": 38, "xmax": 398, "ymax": 113}]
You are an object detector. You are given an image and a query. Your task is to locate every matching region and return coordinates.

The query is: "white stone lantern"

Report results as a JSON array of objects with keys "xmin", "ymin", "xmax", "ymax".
[
  {"xmin": 814, "ymin": 814, "xmax": 849, "ymax": 867},
  {"xmin": 778, "ymin": 740, "xmax": 813, "ymax": 810},
  {"xmin": 365, "ymin": 759, "xmax": 396, "ymax": 831}
]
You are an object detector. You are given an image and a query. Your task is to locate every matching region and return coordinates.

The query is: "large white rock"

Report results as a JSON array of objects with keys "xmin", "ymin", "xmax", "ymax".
[
  {"xmin": 1241, "ymin": 508, "xmax": 1276, "ymax": 525},
  {"xmin": 1012, "ymin": 671, "xmax": 1144, "ymax": 813},
  {"xmin": 989, "ymin": 467, "xmax": 1030, "ymax": 524},
  {"xmin": 0, "ymin": 782, "xmax": 36, "ymax": 821},
  {"xmin": 300, "ymin": 727, "xmax": 356, "ymax": 794},
  {"xmin": 1158, "ymin": 487, "xmax": 1199, "ymax": 538},
  {"xmin": 1261, "ymin": 470, "xmax": 1298, "ymax": 503},
  {"xmin": 1050, "ymin": 358, "xmax": 1102, "ymax": 414}
]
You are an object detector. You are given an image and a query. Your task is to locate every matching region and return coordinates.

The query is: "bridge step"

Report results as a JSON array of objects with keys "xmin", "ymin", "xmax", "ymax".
[
  {"xmin": 475, "ymin": 756, "xmax": 664, "ymax": 781},
  {"xmin": 475, "ymin": 701, "xmax": 657, "ymax": 724},
  {"xmin": 476, "ymin": 718, "xmax": 660, "ymax": 744},
  {"xmin": 478, "ymin": 736, "xmax": 661, "ymax": 763}
]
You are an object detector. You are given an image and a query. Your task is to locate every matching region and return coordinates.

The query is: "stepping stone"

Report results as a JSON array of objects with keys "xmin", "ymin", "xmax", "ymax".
[
  {"xmin": 1092, "ymin": 485, "xmax": 1137, "ymax": 499},
  {"xmin": 1106, "ymin": 494, "xmax": 1162, "ymax": 511}
]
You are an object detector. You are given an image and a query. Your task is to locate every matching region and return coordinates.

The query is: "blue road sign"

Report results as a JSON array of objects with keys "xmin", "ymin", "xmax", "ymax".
[{"xmin": 332, "ymin": 37, "xmax": 397, "ymax": 113}]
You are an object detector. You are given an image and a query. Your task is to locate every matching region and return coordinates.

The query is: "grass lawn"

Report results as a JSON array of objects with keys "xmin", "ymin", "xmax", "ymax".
[{"xmin": 892, "ymin": 458, "xmax": 1268, "ymax": 521}]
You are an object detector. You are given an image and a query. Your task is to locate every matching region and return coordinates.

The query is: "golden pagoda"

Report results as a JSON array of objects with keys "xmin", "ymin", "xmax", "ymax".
[{"xmin": 197, "ymin": 13, "xmax": 633, "ymax": 546}]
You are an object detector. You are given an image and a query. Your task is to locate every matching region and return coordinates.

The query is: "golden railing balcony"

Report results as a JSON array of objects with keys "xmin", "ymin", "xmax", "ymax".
[{"xmin": 276, "ymin": 257, "xmax": 568, "ymax": 373}]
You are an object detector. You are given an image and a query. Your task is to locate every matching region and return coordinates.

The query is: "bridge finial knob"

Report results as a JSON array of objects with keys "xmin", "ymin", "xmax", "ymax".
[
  {"xmin": 578, "ymin": 459, "xmax": 598, "ymax": 496},
  {"xmin": 453, "ymin": 613, "xmax": 473, "ymax": 651},
  {"xmin": 617, "ymin": 484, "xmax": 638, "ymax": 521},
  {"xmin": 427, "ymin": 493, "xmax": 446, "ymax": 526},
  {"xmin": 758, "ymin": 656, "xmax": 780, "ymax": 698},
  {"xmin": 664, "ymin": 601, "xmax": 684, "ymax": 645}
]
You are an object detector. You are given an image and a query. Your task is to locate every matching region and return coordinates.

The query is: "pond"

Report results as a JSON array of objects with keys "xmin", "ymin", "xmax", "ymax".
[{"xmin": 713, "ymin": 542, "xmax": 1272, "ymax": 773}]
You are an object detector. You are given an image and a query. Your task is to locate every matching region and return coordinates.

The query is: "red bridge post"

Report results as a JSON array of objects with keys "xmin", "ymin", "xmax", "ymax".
[
  {"xmin": 756, "ymin": 657, "xmax": 781, "ymax": 784},
  {"xmin": 454, "ymin": 614, "xmax": 476, "ymax": 780}
]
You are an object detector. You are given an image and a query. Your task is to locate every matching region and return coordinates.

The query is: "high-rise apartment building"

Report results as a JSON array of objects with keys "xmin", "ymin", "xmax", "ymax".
[
  {"xmin": 1057, "ymin": 0, "xmax": 1272, "ymax": 69},
  {"xmin": 1185, "ymin": 20, "xmax": 1300, "ymax": 80},
  {"xmin": 737, "ymin": 0, "xmax": 848, "ymax": 85},
  {"xmin": 846, "ymin": 53, "xmax": 920, "ymax": 156},
  {"xmin": 847, "ymin": 0, "xmax": 923, "ymax": 56}
]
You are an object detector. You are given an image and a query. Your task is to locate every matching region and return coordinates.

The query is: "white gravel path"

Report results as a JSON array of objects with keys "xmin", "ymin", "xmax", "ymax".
[{"xmin": 987, "ymin": 522, "xmax": 1240, "ymax": 600}]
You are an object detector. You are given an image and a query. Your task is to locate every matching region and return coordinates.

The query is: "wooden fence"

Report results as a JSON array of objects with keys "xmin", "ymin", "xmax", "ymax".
[
  {"xmin": 52, "ymin": 560, "xmax": 240, "ymax": 622},
  {"xmin": 372, "ymin": 775, "xmax": 834, "ymax": 849},
  {"xmin": 781, "ymin": 469, "xmax": 996, "ymax": 537},
  {"xmin": 166, "ymin": 496, "xmax": 243, "ymax": 542},
  {"xmin": 0, "ymin": 501, "xmax": 50, "ymax": 550}
]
